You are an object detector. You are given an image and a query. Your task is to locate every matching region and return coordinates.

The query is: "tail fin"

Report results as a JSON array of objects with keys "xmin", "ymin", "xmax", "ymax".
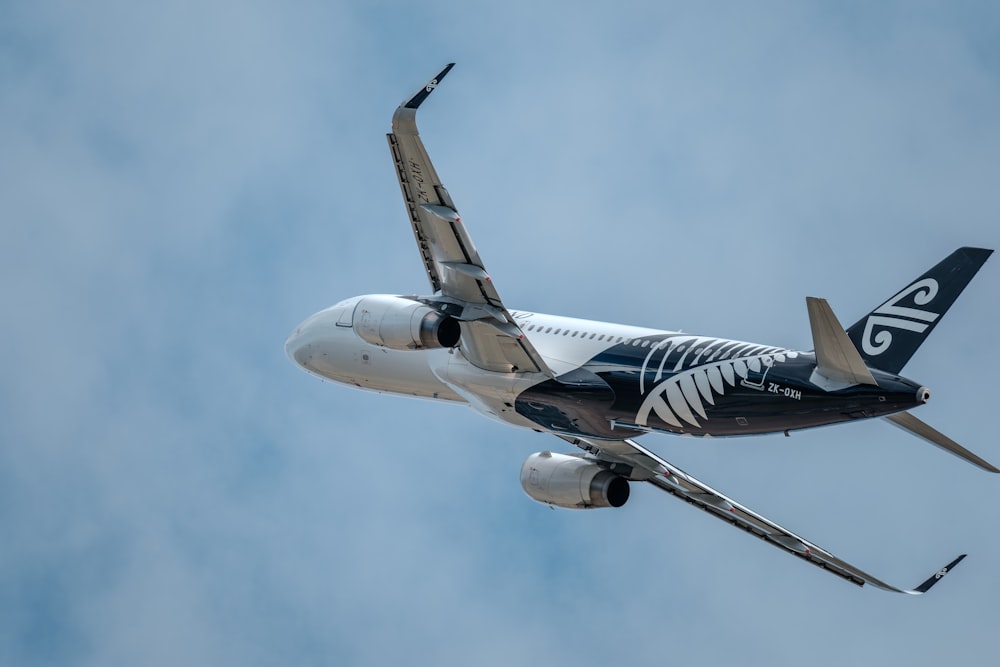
[{"xmin": 846, "ymin": 247, "xmax": 992, "ymax": 374}]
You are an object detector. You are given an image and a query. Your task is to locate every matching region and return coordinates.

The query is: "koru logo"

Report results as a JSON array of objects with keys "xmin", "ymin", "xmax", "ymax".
[
  {"xmin": 862, "ymin": 278, "xmax": 940, "ymax": 356},
  {"xmin": 425, "ymin": 79, "xmax": 439, "ymax": 93}
]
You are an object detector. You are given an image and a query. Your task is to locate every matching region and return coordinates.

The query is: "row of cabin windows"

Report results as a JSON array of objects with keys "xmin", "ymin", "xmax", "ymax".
[
  {"xmin": 520, "ymin": 323, "xmax": 654, "ymax": 347},
  {"xmin": 518, "ymin": 323, "xmax": 707, "ymax": 356}
]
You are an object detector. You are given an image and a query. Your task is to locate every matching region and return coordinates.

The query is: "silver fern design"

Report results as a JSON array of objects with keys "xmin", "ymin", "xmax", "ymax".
[{"xmin": 634, "ymin": 335, "xmax": 799, "ymax": 429}]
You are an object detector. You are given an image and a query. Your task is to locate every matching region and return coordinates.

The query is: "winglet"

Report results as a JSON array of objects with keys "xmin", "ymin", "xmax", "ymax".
[
  {"xmin": 806, "ymin": 297, "xmax": 878, "ymax": 386},
  {"xmin": 393, "ymin": 63, "xmax": 455, "ymax": 135},
  {"xmin": 910, "ymin": 554, "xmax": 966, "ymax": 594},
  {"xmin": 402, "ymin": 63, "xmax": 455, "ymax": 110}
]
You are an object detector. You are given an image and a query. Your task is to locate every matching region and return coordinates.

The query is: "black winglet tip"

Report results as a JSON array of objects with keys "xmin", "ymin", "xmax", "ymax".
[
  {"xmin": 912, "ymin": 554, "xmax": 966, "ymax": 594},
  {"xmin": 402, "ymin": 63, "xmax": 456, "ymax": 110}
]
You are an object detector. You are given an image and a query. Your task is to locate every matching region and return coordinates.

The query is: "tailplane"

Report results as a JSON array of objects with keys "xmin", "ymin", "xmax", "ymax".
[
  {"xmin": 846, "ymin": 247, "xmax": 992, "ymax": 374},
  {"xmin": 885, "ymin": 411, "xmax": 1000, "ymax": 473}
]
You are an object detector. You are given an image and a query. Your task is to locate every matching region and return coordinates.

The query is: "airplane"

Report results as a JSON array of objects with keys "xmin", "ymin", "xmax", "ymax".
[{"xmin": 286, "ymin": 64, "xmax": 996, "ymax": 595}]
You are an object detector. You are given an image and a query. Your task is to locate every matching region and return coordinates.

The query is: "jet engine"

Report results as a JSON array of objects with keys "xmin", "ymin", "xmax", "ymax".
[
  {"xmin": 520, "ymin": 451, "xmax": 629, "ymax": 509},
  {"xmin": 353, "ymin": 295, "xmax": 461, "ymax": 350}
]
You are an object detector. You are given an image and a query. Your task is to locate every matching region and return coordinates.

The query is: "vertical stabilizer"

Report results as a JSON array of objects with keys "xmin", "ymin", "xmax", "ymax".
[{"xmin": 846, "ymin": 247, "xmax": 992, "ymax": 374}]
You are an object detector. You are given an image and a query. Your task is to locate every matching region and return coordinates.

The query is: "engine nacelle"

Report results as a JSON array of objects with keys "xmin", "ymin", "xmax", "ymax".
[
  {"xmin": 353, "ymin": 295, "xmax": 461, "ymax": 350},
  {"xmin": 520, "ymin": 451, "xmax": 629, "ymax": 509}
]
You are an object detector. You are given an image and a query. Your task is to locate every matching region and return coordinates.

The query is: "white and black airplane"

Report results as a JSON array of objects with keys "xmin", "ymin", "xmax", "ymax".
[{"xmin": 286, "ymin": 64, "xmax": 996, "ymax": 594}]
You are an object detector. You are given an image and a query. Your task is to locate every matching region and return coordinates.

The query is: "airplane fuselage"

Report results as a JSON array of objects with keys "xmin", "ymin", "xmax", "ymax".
[
  {"xmin": 287, "ymin": 294, "xmax": 928, "ymax": 442},
  {"xmin": 285, "ymin": 65, "xmax": 995, "ymax": 593}
]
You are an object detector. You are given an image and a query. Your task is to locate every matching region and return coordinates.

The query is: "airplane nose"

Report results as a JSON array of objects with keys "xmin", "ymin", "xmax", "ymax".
[
  {"xmin": 285, "ymin": 311, "xmax": 326, "ymax": 367},
  {"xmin": 285, "ymin": 326, "xmax": 306, "ymax": 365},
  {"xmin": 285, "ymin": 307, "xmax": 349, "ymax": 380}
]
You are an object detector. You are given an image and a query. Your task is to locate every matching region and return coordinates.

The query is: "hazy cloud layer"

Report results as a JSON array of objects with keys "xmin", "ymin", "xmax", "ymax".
[{"xmin": 2, "ymin": 2, "xmax": 999, "ymax": 665}]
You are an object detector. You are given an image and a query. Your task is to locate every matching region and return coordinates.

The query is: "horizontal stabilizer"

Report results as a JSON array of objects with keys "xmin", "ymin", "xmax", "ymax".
[
  {"xmin": 806, "ymin": 297, "xmax": 877, "ymax": 386},
  {"xmin": 885, "ymin": 411, "xmax": 1000, "ymax": 473}
]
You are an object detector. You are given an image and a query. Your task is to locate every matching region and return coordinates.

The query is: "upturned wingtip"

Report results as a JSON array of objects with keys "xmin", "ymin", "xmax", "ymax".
[
  {"xmin": 910, "ymin": 554, "xmax": 966, "ymax": 594},
  {"xmin": 402, "ymin": 63, "xmax": 455, "ymax": 110}
]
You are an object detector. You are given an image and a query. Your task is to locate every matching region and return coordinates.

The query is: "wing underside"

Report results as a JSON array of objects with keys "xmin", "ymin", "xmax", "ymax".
[
  {"xmin": 561, "ymin": 435, "xmax": 964, "ymax": 594},
  {"xmin": 387, "ymin": 65, "xmax": 552, "ymax": 376}
]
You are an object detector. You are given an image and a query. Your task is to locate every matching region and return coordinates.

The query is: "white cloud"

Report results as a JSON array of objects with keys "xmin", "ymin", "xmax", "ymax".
[{"xmin": 2, "ymin": 1, "xmax": 999, "ymax": 665}]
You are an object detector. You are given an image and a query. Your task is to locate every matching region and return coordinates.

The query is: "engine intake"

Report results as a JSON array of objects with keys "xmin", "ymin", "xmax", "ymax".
[
  {"xmin": 520, "ymin": 451, "xmax": 629, "ymax": 509},
  {"xmin": 353, "ymin": 295, "xmax": 460, "ymax": 350}
]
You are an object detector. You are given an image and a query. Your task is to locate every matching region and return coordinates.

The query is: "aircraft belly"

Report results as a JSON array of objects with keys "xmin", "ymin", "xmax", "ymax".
[
  {"xmin": 513, "ymin": 368, "xmax": 644, "ymax": 439},
  {"xmin": 603, "ymin": 365, "xmax": 925, "ymax": 437},
  {"xmin": 352, "ymin": 347, "xmax": 464, "ymax": 400}
]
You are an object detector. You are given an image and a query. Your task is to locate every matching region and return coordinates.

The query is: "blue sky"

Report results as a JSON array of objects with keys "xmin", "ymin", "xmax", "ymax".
[{"xmin": 2, "ymin": 1, "xmax": 1000, "ymax": 665}]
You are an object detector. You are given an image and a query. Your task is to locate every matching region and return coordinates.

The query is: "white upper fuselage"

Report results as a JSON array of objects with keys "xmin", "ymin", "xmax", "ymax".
[
  {"xmin": 286, "ymin": 295, "xmax": 661, "ymax": 394},
  {"xmin": 285, "ymin": 294, "xmax": 795, "ymax": 432}
]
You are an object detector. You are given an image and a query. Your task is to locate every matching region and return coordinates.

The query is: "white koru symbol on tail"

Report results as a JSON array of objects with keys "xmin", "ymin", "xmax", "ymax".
[{"xmin": 862, "ymin": 278, "xmax": 940, "ymax": 356}]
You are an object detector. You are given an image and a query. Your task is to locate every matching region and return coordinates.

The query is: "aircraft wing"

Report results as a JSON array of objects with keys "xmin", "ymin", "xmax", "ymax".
[
  {"xmin": 387, "ymin": 65, "xmax": 552, "ymax": 376},
  {"xmin": 561, "ymin": 435, "xmax": 965, "ymax": 594}
]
